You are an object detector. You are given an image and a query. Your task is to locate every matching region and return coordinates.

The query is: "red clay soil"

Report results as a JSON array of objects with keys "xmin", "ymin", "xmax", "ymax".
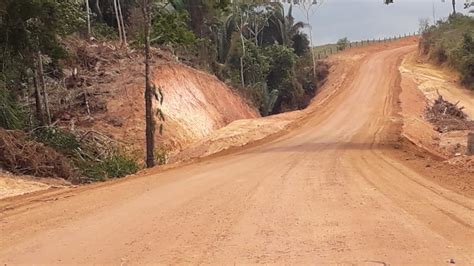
[
  {"xmin": 91, "ymin": 62, "xmax": 258, "ymax": 153},
  {"xmin": 59, "ymin": 39, "xmax": 258, "ymax": 154},
  {"xmin": 1, "ymin": 38, "xmax": 473, "ymax": 264}
]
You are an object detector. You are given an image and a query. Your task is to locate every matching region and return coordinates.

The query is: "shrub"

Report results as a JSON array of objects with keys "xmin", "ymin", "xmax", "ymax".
[
  {"xmin": 102, "ymin": 154, "xmax": 140, "ymax": 178},
  {"xmin": 337, "ymin": 37, "xmax": 350, "ymax": 51},
  {"xmin": 92, "ymin": 22, "xmax": 118, "ymax": 40},
  {"xmin": 78, "ymin": 154, "xmax": 139, "ymax": 182},
  {"xmin": 32, "ymin": 126, "xmax": 80, "ymax": 156},
  {"xmin": 155, "ymin": 147, "xmax": 169, "ymax": 165},
  {"xmin": 431, "ymin": 44, "xmax": 448, "ymax": 64},
  {"xmin": 456, "ymin": 34, "xmax": 474, "ymax": 89},
  {"xmin": 420, "ymin": 14, "xmax": 474, "ymax": 89},
  {"xmin": 292, "ymin": 32, "xmax": 310, "ymax": 56},
  {"xmin": 265, "ymin": 44, "xmax": 300, "ymax": 112},
  {"xmin": 0, "ymin": 84, "xmax": 26, "ymax": 130}
]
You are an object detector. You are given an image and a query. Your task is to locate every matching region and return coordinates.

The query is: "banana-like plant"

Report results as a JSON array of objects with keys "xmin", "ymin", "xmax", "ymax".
[{"xmin": 267, "ymin": 3, "xmax": 306, "ymax": 47}]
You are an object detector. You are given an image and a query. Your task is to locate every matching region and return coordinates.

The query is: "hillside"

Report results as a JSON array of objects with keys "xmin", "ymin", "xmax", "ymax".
[
  {"xmin": 0, "ymin": 39, "xmax": 259, "ymax": 190},
  {"xmin": 84, "ymin": 59, "xmax": 259, "ymax": 153}
]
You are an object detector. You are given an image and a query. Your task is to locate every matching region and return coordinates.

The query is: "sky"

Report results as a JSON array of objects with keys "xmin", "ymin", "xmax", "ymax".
[{"xmin": 288, "ymin": 0, "xmax": 472, "ymax": 45}]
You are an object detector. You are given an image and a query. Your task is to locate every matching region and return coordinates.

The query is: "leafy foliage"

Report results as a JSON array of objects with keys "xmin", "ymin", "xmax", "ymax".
[
  {"xmin": 337, "ymin": 37, "xmax": 349, "ymax": 51},
  {"xmin": 32, "ymin": 126, "xmax": 140, "ymax": 182},
  {"xmin": 420, "ymin": 15, "xmax": 474, "ymax": 89},
  {"xmin": 151, "ymin": 9, "xmax": 197, "ymax": 47},
  {"xmin": 292, "ymin": 32, "xmax": 310, "ymax": 56},
  {"xmin": 32, "ymin": 127, "xmax": 81, "ymax": 156},
  {"xmin": 454, "ymin": 34, "xmax": 474, "ymax": 89},
  {"xmin": 78, "ymin": 154, "xmax": 139, "ymax": 182},
  {"xmin": 101, "ymin": 154, "xmax": 140, "ymax": 178},
  {"xmin": 155, "ymin": 147, "xmax": 169, "ymax": 165},
  {"xmin": 0, "ymin": 83, "xmax": 26, "ymax": 130},
  {"xmin": 265, "ymin": 44, "xmax": 300, "ymax": 112}
]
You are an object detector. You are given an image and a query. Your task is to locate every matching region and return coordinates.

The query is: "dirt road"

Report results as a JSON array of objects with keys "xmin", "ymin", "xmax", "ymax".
[{"xmin": 1, "ymin": 42, "xmax": 473, "ymax": 264}]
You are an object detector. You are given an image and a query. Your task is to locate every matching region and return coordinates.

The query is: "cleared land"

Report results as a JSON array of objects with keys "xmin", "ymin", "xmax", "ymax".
[{"xmin": 0, "ymin": 38, "xmax": 472, "ymax": 264}]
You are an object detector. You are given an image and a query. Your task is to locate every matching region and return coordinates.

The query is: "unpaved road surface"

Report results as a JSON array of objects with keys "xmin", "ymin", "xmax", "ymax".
[{"xmin": 1, "ymin": 42, "xmax": 473, "ymax": 264}]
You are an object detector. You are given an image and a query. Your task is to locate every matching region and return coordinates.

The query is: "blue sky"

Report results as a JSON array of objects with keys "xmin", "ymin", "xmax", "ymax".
[{"xmin": 288, "ymin": 0, "xmax": 471, "ymax": 45}]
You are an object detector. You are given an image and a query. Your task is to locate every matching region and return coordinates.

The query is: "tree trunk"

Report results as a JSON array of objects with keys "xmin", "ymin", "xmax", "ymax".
[
  {"xmin": 239, "ymin": 31, "xmax": 246, "ymax": 88},
  {"xmin": 236, "ymin": 8, "xmax": 247, "ymax": 88},
  {"xmin": 186, "ymin": 0, "xmax": 206, "ymax": 37},
  {"xmin": 305, "ymin": 14, "xmax": 317, "ymax": 78},
  {"xmin": 143, "ymin": 1, "xmax": 155, "ymax": 168},
  {"xmin": 113, "ymin": 0, "xmax": 123, "ymax": 44},
  {"xmin": 32, "ymin": 66, "xmax": 45, "ymax": 126},
  {"xmin": 117, "ymin": 0, "xmax": 127, "ymax": 46},
  {"xmin": 37, "ymin": 51, "xmax": 51, "ymax": 125},
  {"xmin": 92, "ymin": 0, "xmax": 103, "ymax": 22},
  {"xmin": 85, "ymin": 0, "xmax": 91, "ymax": 37},
  {"xmin": 452, "ymin": 0, "xmax": 456, "ymax": 15}
]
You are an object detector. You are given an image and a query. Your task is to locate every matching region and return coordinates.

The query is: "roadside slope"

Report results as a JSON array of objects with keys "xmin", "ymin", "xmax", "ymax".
[{"xmin": 91, "ymin": 62, "xmax": 259, "ymax": 152}]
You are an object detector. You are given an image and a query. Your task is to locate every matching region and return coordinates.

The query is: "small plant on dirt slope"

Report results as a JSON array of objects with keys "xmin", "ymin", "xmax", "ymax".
[
  {"xmin": 32, "ymin": 127, "xmax": 80, "ymax": 156},
  {"xmin": 102, "ymin": 154, "xmax": 140, "ymax": 178},
  {"xmin": 75, "ymin": 153, "xmax": 140, "ymax": 182},
  {"xmin": 155, "ymin": 147, "xmax": 169, "ymax": 166},
  {"xmin": 31, "ymin": 126, "xmax": 140, "ymax": 182},
  {"xmin": 0, "ymin": 84, "xmax": 26, "ymax": 130},
  {"xmin": 75, "ymin": 155, "xmax": 132, "ymax": 182}
]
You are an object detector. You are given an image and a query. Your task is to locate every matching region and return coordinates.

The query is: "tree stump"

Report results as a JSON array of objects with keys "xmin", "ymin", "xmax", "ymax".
[{"xmin": 468, "ymin": 132, "xmax": 474, "ymax": 155}]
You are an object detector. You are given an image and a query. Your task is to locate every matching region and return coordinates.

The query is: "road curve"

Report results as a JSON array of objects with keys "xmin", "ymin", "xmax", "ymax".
[{"xmin": 1, "ymin": 42, "xmax": 473, "ymax": 264}]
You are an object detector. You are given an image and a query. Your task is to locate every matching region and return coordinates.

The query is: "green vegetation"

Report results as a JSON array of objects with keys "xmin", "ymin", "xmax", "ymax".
[
  {"xmin": 32, "ymin": 126, "xmax": 140, "ymax": 182},
  {"xmin": 420, "ymin": 14, "xmax": 474, "ymax": 89},
  {"xmin": 337, "ymin": 38, "xmax": 350, "ymax": 51},
  {"xmin": 79, "ymin": 154, "xmax": 139, "ymax": 182},
  {"xmin": 0, "ymin": 83, "xmax": 26, "ymax": 130},
  {"xmin": 32, "ymin": 127, "xmax": 81, "ymax": 156},
  {"xmin": 0, "ymin": 0, "xmax": 329, "ymax": 178},
  {"xmin": 211, "ymin": 2, "xmax": 326, "ymax": 115},
  {"xmin": 154, "ymin": 147, "xmax": 169, "ymax": 166}
]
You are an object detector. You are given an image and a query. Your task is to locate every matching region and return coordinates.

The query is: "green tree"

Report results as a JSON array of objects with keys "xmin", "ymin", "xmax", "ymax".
[
  {"xmin": 265, "ymin": 44, "xmax": 299, "ymax": 112},
  {"xmin": 1, "ymin": 0, "xmax": 83, "ymax": 126},
  {"xmin": 337, "ymin": 37, "xmax": 349, "ymax": 51},
  {"xmin": 151, "ymin": 8, "xmax": 197, "ymax": 48},
  {"xmin": 292, "ymin": 32, "xmax": 310, "ymax": 56}
]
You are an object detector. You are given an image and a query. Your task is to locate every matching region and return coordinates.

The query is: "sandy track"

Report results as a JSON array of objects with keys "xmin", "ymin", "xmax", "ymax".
[{"xmin": 0, "ymin": 42, "xmax": 473, "ymax": 264}]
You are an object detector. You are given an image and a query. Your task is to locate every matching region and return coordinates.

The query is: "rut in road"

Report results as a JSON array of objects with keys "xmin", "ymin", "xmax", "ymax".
[{"xmin": 0, "ymin": 41, "xmax": 473, "ymax": 265}]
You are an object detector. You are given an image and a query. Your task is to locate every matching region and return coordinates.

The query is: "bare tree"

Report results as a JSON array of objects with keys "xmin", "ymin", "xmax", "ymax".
[
  {"xmin": 36, "ymin": 51, "xmax": 51, "ymax": 125},
  {"xmin": 117, "ymin": 0, "xmax": 127, "ymax": 45},
  {"xmin": 231, "ymin": 4, "xmax": 250, "ymax": 88},
  {"xmin": 85, "ymin": 0, "xmax": 91, "ymax": 37},
  {"xmin": 32, "ymin": 66, "xmax": 45, "ymax": 125},
  {"xmin": 296, "ymin": 0, "xmax": 324, "ymax": 78},
  {"xmin": 91, "ymin": 0, "xmax": 103, "ymax": 21},
  {"xmin": 113, "ymin": 0, "xmax": 123, "ymax": 44},
  {"xmin": 247, "ymin": 6, "xmax": 270, "ymax": 45}
]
